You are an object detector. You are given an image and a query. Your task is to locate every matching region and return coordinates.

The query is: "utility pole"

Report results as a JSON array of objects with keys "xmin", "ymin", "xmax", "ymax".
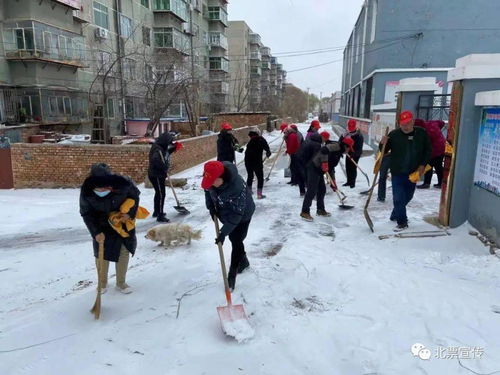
[{"xmin": 188, "ymin": 5, "xmax": 199, "ymax": 136}]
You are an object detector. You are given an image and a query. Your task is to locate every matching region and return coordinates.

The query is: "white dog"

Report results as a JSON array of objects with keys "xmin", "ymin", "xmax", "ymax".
[{"xmin": 145, "ymin": 223, "xmax": 202, "ymax": 248}]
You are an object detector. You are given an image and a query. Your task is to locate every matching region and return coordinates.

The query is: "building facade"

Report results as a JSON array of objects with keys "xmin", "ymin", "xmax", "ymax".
[
  {"xmin": 341, "ymin": 0, "xmax": 500, "ymax": 121},
  {"xmin": 0, "ymin": 0, "xmax": 229, "ymax": 140},
  {"xmin": 227, "ymin": 20, "xmax": 286, "ymax": 113}
]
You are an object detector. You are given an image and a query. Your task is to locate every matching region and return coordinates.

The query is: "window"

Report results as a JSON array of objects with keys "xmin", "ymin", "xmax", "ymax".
[
  {"xmin": 49, "ymin": 97, "xmax": 58, "ymax": 115},
  {"xmin": 120, "ymin": 15, "xmax": 133, "ymax": 38},
  {"xmin": 154, "ymin": 28, "xmax": 173, "ymax": 48},
  {"xmin": 154, "ymin": 0, "xmax": 169, "ymax": 10},
  {"xmin": 209, "ymin": 57, "xmax": 229, "ymax": 72},
  {"xmin": 141, "ymin": 0, "xmax": 149, "ymax": 8},
  {"xmin": 370, "ymin": 0, "xmax": 377, "ymax": 43},
  {"xmin": 93, "ymin": 1, "xmax": 109, "ymax": 30},
  {"xmin": 98, "ymin": 51, "xmax": 112, "ymax": 74},
  {"xmin": 145, "ymin": 64, "xmax": 154, "ymax": 81},
  {"xmin": 142, "ymin": 26, "xmax": 151, "ymax": 46},
  {"xmin": 124, "ymin": 58, "xmax": 136, "ymax": 80},
  {"xmin": 57, "ymin": 97, "xmax": 64, "ymax": 114},
  {"xmin": 14, "ymin": 28, "xmax": 34, "ymax": 50},
  {"xmin": 107, "ymin": 98, "xmax": 115, "ymax": 118},
  {"xmin": 63, "ymin": 97, "xmax": 72, "ymax": 115},
  {"xmin": 15, "ymin": 29, "xmax": 25, "ymax": 49},
  {"xmin": 58, "ymin": 35, "xmax": 68, "ymax": 58},
  {"xmin": 125, "ymin": 97, "xmax": 135, "ymax": 118}
]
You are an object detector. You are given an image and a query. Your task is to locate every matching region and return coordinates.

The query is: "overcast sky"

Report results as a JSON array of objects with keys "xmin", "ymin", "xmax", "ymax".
[{"xmin": 228, "ymin": 0, "xmax": 363, "ymax": 98}]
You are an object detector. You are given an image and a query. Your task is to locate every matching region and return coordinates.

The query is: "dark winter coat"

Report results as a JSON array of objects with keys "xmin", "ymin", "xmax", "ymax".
[
  {"xmin": 148, "ymin": 132, "xmax": 175, "ymax": 178},
  {"xmin": 298, "ymin": 133, "xmax": 323, "ymax": 166},
  {"xmin": 245, "ymin": 133, "xmax": 271, "ymax": 165},
  {"xmin": 340, "ymin": 130, "xmax": 364, "ymax": 159},
  {"xmin": 325, "ymin": 140, "xmax": 344, "ymax": 170},
  {"xmin": 380, "ymin": 127, "xmax": 432, "ymax": 175},
  {"xmin": 80, "ymin": 165, "xmax": 140, "ymax": 262},
  {"xmin": 217, "ymin": 130, "xmax": 239, "ymax": 163},
  {"xmin": 205, "ymin": 162, "xmax": 255, "ymax": 238}
]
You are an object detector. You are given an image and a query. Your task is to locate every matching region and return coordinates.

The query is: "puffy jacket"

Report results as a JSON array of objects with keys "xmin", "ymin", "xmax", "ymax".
[
  {"xmin": 298, "ymin": 133, "xmax": 323, "ymax": 166},
  {"xmin": 245, "ymin": 134, "xmax": 271, "ymax": 163},
  {"xmin": 205, "ymin": 162, "xmax": 255, "ymax": 238},
  {"xmin": 325, "ymin": 140, "xmax": 344, "ymax": 169},
  {"xmin": 217, "ymin": 130, "xmax": 239, "ymax": 163},
  {"xmin": 80, "ymin": 165, "xmax": 140, "ymax": 262},
  {"xmin": 421, "ymin": 121, "xmax": 446, "ymax": 158},
  {"xmin": 148, "ymin": 132, "xmax": 175, "ymax": 178},
  {"xmin": 285, "ymin": 132, "xmax": 300, "ymax": 155}
]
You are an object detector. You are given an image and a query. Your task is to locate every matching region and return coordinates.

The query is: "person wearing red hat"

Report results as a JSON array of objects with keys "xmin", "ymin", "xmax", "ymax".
[
  {"xmin": 414, "ymin": 119, "xmax": 446, "ymax": 189},
  {"xmin": 379, "ymin": 110, "xmax": 432, "ymax": 231},
  {"xmin": 217, "ymin": 123, "xmax": 242, "ymax": 164},
  {"xmin": 280, "ymin": 123, "xmax": 288, "ymax": 133},
  {"xmin": 285, "ymin": 125, "xmax": 305, "ymax": 193},
  {"xmin": 306, "ymin": 119, "xmax": 321, "ymax": 140},
  {"xmin": 339, "ymin": 119, "xmax": 364, "ymax": 188},
  {"xmin": 320, "ymin": 131, "xmax": 352, "ymax": 190},
  {"xmin": 202, "ymin": 161, "xmax": 255, "ymax": 291}
]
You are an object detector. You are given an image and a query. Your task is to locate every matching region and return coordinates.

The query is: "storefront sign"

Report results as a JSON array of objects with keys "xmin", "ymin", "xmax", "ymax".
[{"xmin": 473, "ymin": 108, "xmax": 500, "ymax": 197}]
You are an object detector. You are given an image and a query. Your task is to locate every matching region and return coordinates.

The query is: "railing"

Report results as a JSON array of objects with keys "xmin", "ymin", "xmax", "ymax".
[
  {"xmin": 3, "ymin": 20, "xmax": 85, "ymax": 65},
  {"xmin": 209, "ymin": 32, "xmax": 228, "ymax": 50},
  {"xmin": 249, "ymin": 33, "xmax": 261, "ymax": 45},
  {"xmin": 250, "ymin": 51, "xmax": 261, "ymax": 60},
  {"xmin": 153, "ymin": 0, "xmax": 188, "ymax": 22},
  {"xmin": 260, "ymin": 47, "xmax": 271, "ymax": 56}
]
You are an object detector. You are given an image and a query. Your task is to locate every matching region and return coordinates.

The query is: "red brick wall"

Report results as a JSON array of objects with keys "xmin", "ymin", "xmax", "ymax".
[
  {"xmin": 10, "ymin": 123, "xmax": 267, "ymax": 188},
  {"xmin": 212, "ymin": 113, "xmax": 271, "ymax": 130}
]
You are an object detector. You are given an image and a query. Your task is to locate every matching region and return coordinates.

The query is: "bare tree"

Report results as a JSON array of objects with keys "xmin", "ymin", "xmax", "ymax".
[
  {"xmin": 280, "ymin": 84, "xmax": 308, "ymax": 122},
  {"xmin": 231, "ymin": 65, "xmax": 249, "ymax": 112}
]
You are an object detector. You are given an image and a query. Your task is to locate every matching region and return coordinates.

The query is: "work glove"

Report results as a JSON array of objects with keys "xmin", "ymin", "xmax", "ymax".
[
  {"xmin": 321, "ymin": 162, "xmax": 329, "ymax": 173},
  {"xmin": 215, "ymin": 234, "xmax": 225, "ymax": 245}
]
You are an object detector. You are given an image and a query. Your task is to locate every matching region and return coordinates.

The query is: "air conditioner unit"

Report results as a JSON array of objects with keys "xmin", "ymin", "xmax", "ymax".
[{"xmin": 95, "ymin": 27, "xmax": 108, "ymax": 39}]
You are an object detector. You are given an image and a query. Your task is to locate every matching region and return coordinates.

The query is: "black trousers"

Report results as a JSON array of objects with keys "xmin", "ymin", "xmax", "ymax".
[
  {"xmin": 228, "ymin": 220, "xmax": 251, "ymax": 277},
  {"xmin": 149, "ymin": 174, "xmax": 166, "ymax": 215},
  {"xmin": 301, "ymin": 166, "xmax": 326, "ymax": 214},
  {"xmin": 290, "ymin": 154, "xmax": 306, "ymax": 194},
  {"xmin": 245, "ymin": 160, "xmax": 264, "ymax": 190},
  {"xmin": 424, "ymin": 155, "xmax": 444, "ymax": 185},
  {"xmin": 346, "ymin": 154, "xmax": 360, "ymax": 186}
]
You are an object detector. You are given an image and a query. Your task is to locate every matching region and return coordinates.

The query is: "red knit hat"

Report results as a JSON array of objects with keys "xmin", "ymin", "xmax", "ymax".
[
  {"xmin": 320, "ymin": 131, "xmax": 330, "ymax": 140},
  {"xmin": 311, "ymin": 120, "xmax": 320, "ymax": 129},
  {"xmin": 290, "ymin": 124, "xmax": 298, "ymax": 130},
  {"xmin": 221, "ymin": 122, "xmax": 232, "ymax": 131},
  {"xmin": 280, "ymin": 123, "xmax": 288, "ymax": 132},
  {"xmin": 201, "ymin": 161, "xmax": 224, "ymax": 190},
  {"xmin": 342, "ymin": 137, "xmax": 354, "ymax": 153},
  {"xmin": 347, "ymin": 119, "xmax": 357, "ymax": 132},
  {"xmin": 399, "ymin": 111, "xmax": 414, "ymax": 125}
]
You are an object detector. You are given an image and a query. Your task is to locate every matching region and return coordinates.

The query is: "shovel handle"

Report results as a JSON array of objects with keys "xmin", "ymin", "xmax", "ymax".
[
  {"xmin": 326, "ymin": 172, "xmax": 346, "ymax": 203},
  {"xmin": 167, "ymin": 176, "xmax": 181, "ymax": 206},
  {"xmin": 214, "ymin": 218, "xmax": 232, "ymax": 306},
  {"xmin": 266, "ymin": 138, "xmax": 285, "ymax": 180}
]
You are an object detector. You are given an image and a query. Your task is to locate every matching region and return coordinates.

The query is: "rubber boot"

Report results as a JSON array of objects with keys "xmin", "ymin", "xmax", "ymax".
[{"xmin": 257, "ymin": 189, "xmax": 266, "ymax": 199}]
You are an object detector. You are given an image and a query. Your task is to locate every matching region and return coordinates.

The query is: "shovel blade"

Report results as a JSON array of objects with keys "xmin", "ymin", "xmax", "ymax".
[
  {"xmin": 339, "ymin": 204, "xmax": 354, "ymax": 210},
  {"xmin": 173, "ymin": 206, "xmax": 190, "ymax": 215},
  {"xmin": 90, "ymin": 294, "xmax": 101, "ymax": 320},
  {"xmin": 363, "ymin": 209, "xmax": 374, "ymax": 232},
  {"xmin": 217, "ymin": 304, "xmax": 254, "ymax": 342}
]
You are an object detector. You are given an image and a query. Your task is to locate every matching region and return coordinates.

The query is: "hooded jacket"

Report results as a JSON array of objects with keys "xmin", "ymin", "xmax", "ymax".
[
  {"xmin": 80, "ymin": 164, "xmax": 140, "ymax": 262},
  {"xmin": 205, "ymin": 162, "xmax": 255, "ymax": 238},
  {"xmin": 148, "ymin": 132, "xmax": 175, "ymax": 178},
  {"xmin": 217, "ymin": 130, "xmax": 239, "ymax": 163},
  {"xmin": 245, "ymin": 131, "xmax": 271, "ymax": 164}
]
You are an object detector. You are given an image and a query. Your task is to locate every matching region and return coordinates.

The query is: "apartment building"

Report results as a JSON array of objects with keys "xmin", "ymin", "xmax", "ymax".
[
  {"xmin": 0, "ymin": 0, "xmax": 229, "ymax": 141},
  {"xmin": 227, "ymin": 20, "xmax": 286, "ymax": 113},
  {"xmin": 341, "ymin": 0, "xmax": 500, "ymax": 121}
]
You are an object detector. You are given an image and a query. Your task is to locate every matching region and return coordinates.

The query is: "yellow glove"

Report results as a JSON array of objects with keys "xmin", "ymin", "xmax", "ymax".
[
  {"xmin": 445, "ymin": 142, "xmax": 454, "ymax": 155},
  {"xmin": 409, "ymin": 165, "xmax": 432, "ymax": 183}
]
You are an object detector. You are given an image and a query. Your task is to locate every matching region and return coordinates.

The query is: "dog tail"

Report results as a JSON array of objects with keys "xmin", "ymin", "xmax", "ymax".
[{"xmin": 192, "ymin": 229, "xmax": 202, "ymax": 240}]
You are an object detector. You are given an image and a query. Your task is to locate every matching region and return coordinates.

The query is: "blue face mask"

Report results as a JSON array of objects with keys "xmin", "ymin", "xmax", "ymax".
[{"xmin": 94, "ymin": 189, "xmax": 111, "ymax": 197}]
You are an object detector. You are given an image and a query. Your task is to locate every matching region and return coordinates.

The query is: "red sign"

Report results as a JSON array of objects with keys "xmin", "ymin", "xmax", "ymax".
[{"xmin": 55, "ymin": 0, "xmax": 81, "ymax": 10}]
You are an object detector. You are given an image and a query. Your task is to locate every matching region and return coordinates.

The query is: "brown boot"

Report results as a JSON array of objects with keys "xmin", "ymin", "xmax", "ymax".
[
  {"xmin": 317, "ymin": 209, "xmax": 331, "ymax": 217},
  {"xmin": 300, "ymin": 212, "xmax": 313, "ymax": 221}
]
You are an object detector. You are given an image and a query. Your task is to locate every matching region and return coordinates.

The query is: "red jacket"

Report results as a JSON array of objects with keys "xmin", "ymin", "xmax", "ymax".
[
  {"xmin": 285, "ymin": 133, "xmax": 300, "ymax": 155},
  {"xmin": 421, "ymin": 121, "xmax": 446, "ymax": 158}
]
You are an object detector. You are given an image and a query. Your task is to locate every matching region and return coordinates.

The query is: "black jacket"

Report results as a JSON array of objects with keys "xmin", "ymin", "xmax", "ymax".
[
  {"xmin": 148, "ymin": 132, "xmax": 175, "ymax": 178},
  {"xmin": 80, "ymin": 166, "xmax": 140, "ymax": 262},
  {"xmin": 297, "ymin": 133, "xmax": 323, "ymax": 166},
  {"xmin": 340, "ymin": 130, "xmax": 364, "ymax": 159},
  {"xmin": 217, "ymin": 130, "xmax": 239, "ymax": 163},
  {"xmin": 205, "ymin": 162, "xmax": 255, "ymax": 238},
  {"xmin": 244, "ymin": 134, "xmax": 271, "ymax": 165},
  {"xmin": 325, "ymin": 140, "xmax": 345, "ymax": 170}
]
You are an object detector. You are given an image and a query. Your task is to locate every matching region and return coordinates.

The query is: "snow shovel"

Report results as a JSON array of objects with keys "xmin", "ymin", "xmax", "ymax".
[
  {"xmin": 326, "ymin": 172, "xmax": 354, "ymax": 210},
  {"xmin": 167, "ymin": 176, "xmax": 190, "ymax": 215},
  {"xmin": 346, "ymin": 154, "xmax": 370, "ymax": 187},
  {"xmin": 213, "ymin": 218, "xmax": 253, "ymax": 341},
  {"xmin": 265, "ymin": 138, "xmax": 285, "ymax": 181},
  {"xmin": 363, "ymin": 127, "xmax": 389, "ymax": 232},
  {"xmin": 90, "ymin": 239, "xmax": 105, "ymax": 320}
]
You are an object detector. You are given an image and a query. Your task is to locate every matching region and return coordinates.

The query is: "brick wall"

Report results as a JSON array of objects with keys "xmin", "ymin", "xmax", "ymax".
[
  {"xmin": 212, "ymin": 112, "xmax": 271, "ymax": 130},
  {"xmin": 10, "ymin": 123, "xmax": 267, "ymax": 188}
]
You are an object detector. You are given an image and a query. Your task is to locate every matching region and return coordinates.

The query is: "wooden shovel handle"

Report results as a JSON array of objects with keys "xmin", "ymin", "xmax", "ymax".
[{"xmin": 214, "ymin": 218, "xmax": 232, "ymax": 306}]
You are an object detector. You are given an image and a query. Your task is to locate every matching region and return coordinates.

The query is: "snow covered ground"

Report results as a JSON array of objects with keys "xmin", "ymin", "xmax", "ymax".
[{"xmin": 1, "ymin": 124, "xmax": 500, "ymax": 375}]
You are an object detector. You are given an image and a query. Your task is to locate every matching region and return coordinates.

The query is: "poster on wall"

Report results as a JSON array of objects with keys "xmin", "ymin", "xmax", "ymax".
[
  {"xmin": 384, "ymin": 81, "xmax": 399, "ymax": 104},
  {"xmin": 473, "ymin": 108, "xmax": 500, "ymax": 197}
]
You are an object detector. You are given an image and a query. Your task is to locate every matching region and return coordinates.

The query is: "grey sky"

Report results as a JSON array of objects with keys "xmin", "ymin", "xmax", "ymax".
[{"xmin": 228, "ymin": 0, "xmax": 363, "ymax": 98}]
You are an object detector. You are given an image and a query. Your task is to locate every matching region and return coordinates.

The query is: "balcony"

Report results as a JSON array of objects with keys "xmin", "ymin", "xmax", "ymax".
[
  {"xmin": 251, "ymin": 66, "xmax": 262, "ymax": 77},
  {"xmin": 250, "ymin": 51, "xmax": 261, "ymax": 60},
  {"xmin": 208, "ymin": 6, "xmax": 228, "ymax": 26},
  {"xmin": 270, "ymin": 56, "xmax": 277, "ymax": 64},
  {"xmin": 209, "ymin": 57, "xmax": 229, "ymax": 72},
  {"xmin": 209, "ymin": 32, "xmax": 228, "ymax": 50},
  {"xmin": 212, "ymin": 80, "xmax": 229, "ymax": 94},
  {"xmin": 153, "ymin": 27, "xmax": 190, "ymax": 55},
  {"xmin": 3, "ymin": 20, "xmax": 85, "ymax": 68},
  {"xmin": 260, "ymin": 46, "xmax": 271, "ymax": 56},
  {"xmin": 261, "ymin": 61, "xmax": 271, "ymax": 70},
  {"xmin": 153, "ymin": 0, "xmax": 188, "ymax": 22},
  {"xmin": 249, "ymin": 33, "xmax": 262, "ymax": 46},
  {"xmin": 277, "ymin": 63, "xmax": 283, "ymax": 71}
]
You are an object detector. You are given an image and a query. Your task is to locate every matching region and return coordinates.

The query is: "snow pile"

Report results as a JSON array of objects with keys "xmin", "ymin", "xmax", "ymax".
[{"xmin": 219, "ymin": 315, "xmax": 255, "ymax": 343}]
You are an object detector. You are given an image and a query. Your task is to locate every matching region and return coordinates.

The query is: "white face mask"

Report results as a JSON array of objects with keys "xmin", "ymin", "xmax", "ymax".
[{"xmin": 94, "ymin": 190, "xmax": 111, "ymax": 198}]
